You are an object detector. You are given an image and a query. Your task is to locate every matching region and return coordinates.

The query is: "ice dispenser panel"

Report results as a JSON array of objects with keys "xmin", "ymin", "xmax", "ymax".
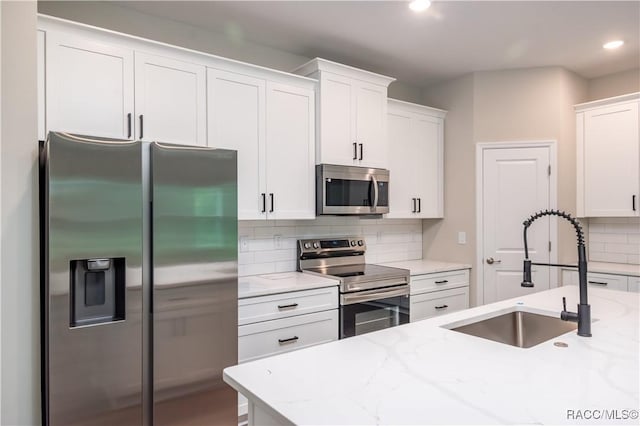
[{"xmin": 70, "ymin": 258, "xmax": 125, "ymax": 327}]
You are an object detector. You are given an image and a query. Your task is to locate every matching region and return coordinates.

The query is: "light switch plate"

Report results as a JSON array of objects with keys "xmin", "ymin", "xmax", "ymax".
[
  {"xmin": 457, "ymin": 231, "xmax": 467, "ymax": 245},
  {"xmin": 239, "ymin": 236, "xmax": 249, "ymax": 252}
]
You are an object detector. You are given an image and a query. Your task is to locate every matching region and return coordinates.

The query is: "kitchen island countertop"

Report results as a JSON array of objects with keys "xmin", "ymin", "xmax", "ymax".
[{"xmin": 224, "ymin": 286, "xmax": 639, "ymax": 425}]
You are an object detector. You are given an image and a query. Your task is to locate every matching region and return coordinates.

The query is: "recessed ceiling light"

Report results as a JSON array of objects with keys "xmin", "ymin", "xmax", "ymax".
[
  {"xmin": 603, "ymin": 40, "xmax": 624, "ymax": 49},
  {"xmin": 409, "ymin": 0, "xmax": 431, "ymax": 12}
]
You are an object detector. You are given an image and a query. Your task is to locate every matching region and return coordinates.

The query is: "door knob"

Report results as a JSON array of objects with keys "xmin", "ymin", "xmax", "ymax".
[{"xmin": 486, "ymin": 257, "xmax": 502, "ymax": 264}]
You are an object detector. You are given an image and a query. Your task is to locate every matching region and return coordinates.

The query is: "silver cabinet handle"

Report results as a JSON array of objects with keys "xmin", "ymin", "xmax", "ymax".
[
  {"xmin": 277, "ymin": 303, "xmax": 298, "ymax": 310},
  {"xmin": 435, "ymin": 304, "xmax": 448, "ymax": 310},
  {"xmin": 278, "ymin": 336, "xmax": 299, "ymax": 345},
  {"xmin": 588, "ymin": 280, "xmax": 608, "ymax": 286},
  {"xmin": 371, "ymin": 175, "xmax": 379, "ymax": 209},
  {"xmin": 486, "ymin": 257, "xmax": 501, "ymax": 264}
]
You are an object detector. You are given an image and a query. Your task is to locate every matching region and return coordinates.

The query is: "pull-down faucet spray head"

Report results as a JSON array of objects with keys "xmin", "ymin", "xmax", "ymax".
[{"xmin": 521, "ymin": 259, "xmax": 534, "ymax": 287}]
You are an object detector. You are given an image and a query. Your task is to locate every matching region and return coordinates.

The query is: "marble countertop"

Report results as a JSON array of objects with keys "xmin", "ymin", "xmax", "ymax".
[
  {"xmin": 380, "ymin": 259, "xmax": 471, "ymax": 275},
  {"xmin": 224, "ymin": 286, "xmax": 640, "ymax": 425},
  {"xmin": 587, "ymin": 262, "xmax": 640, "ymax": 277},
  {"xmin": 238, "ymin": 272, "xmax": 339, "ymax": 299}
]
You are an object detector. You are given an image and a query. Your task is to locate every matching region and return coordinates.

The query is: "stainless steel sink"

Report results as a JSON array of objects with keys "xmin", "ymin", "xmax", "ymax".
[{"xmin": 448, "ymin": 310, "xmax": 577, "ymax": 348}]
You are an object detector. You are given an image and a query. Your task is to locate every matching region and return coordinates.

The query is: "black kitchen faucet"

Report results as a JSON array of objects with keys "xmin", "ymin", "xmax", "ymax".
[{"xmin": 521, "ymin": 209, "xmax": 592, "ymax": 337}]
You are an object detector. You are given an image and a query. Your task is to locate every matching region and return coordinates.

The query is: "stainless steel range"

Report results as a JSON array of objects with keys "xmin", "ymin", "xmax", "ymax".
[{"xmin": 297, "ymin": 237, "xmax": 410, "ymax": 338}]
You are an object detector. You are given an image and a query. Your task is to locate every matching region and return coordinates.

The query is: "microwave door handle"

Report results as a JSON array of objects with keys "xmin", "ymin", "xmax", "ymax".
[{"xmin": 371, "ymin": 175, "xmax": 379, "ymax": 209}]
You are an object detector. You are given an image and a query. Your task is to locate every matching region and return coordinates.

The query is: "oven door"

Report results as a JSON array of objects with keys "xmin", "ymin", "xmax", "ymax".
[
  {"xmin": 340, "ymin": 285, "xmax": 410, "ymax": 338},
  {"xmin": 317, "ymin": 164, "xmax": 389, "ymax": 215}
]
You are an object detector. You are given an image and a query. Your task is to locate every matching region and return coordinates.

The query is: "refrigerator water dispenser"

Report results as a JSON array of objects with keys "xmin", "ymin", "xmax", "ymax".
[{"xmin": 70, "ymin": 258, "xmax": 125, "ymax": 327}]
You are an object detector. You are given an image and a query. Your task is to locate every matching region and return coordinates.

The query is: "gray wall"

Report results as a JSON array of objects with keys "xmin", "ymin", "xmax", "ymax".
[
  {"xmin": 587, "ymin": 68, "xmax": 640, "ymax": 101},
  {"xmin": 422, "ymin": 68, "xmax": 588, "ymax": 305},
  {"xmin": 1, "ymin": 1, "xmax": 40, "ymax": 425}
]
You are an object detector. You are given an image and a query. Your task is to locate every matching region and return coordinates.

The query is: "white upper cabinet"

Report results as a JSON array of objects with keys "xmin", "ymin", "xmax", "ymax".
[
  {"xmin": 576, "ymin": 93, "xmax": 640, "ymax": 217},
  {"xmin": 208, "ymin": 69, "xmax": 267, "ymax": 220},
  {"xmin": 134, "ymin": 52, "xmax": 206, "ymax": 145},
  {"xmin": 207, "ymin": 69, "xmax": 316, "ymax": 221},
  {"xmin": 387, "ymin": 99, "xmax": 446, "ymax": 219},
  {"xmin": 293, "ymin": 58, "xmax": 395, "ymax": 169},
  {"xmin": 38, "ymin": 30, "xmax": 46, "ymax": 141},
  {"xmin": 265, "ymin": 82, "xmax": 315, "ymax": 220},
  {"xmin": 45, "ymin": 31, "xmax": 134, "ymax": 139}
]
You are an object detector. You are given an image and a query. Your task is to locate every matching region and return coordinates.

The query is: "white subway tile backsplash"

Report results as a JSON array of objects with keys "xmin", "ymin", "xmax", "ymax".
[
  {"xmin": 588, "ymin": 217, "xmax": 640, "ymax": 265},
  {"xmin": 589, "ymin": 233, "xmax": 627, "ymax": 243},
  {"xmin": 238, "ymin": 218, "xmax": 423, "ymax": 276}
]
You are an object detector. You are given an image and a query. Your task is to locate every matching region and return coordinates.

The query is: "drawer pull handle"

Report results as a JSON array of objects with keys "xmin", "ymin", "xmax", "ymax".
[
  {"xmin": 435, "ymin": 304, "xmax": 449, "ymax": 310},
  {"xmin": 588, "ymin": 281, "xmax": 608, "ymax": 286},
  {"xmin": 278, "ymin": 336, "xmax": 299, "ymax": 345},
  {"xmin": 435, "ymin": 280, "xmax": 448, "ymax": 284},
  {"xmin": 277, "ymin": 303, "xmax": 299, "ymax": 310}
]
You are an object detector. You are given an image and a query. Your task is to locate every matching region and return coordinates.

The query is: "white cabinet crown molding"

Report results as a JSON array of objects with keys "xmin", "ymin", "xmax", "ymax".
[
  {"xmin": 388, "ymin": 98, "xmax": 447, "ymax": 118},
  {"xmin": 37, "ymin": 14, "xmax": 317, "ymax": 90},
  {"xmin": 293, "ymin": 57, "xmax": 396, "ymax": 87},
  {"xmin": 574, "ymin": 92, "xmax": 639, "ymax": 112}
]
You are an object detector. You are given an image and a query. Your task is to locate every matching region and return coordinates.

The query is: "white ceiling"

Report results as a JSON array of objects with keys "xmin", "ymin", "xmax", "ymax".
[{"xmin": 115, "ymin": 1, "xmax": 640, "ymax": 87}]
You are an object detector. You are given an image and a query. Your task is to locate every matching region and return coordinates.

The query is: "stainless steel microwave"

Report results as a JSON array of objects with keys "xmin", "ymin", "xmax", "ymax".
[{"xmin": 316, "ymin": 164, "xmax": 389, "ymax": 216}]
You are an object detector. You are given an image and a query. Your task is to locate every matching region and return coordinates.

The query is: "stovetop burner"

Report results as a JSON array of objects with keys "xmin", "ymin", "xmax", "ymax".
[{"xmin": 297, "ymin": 236, "xmax": 409, "ymax": 293}]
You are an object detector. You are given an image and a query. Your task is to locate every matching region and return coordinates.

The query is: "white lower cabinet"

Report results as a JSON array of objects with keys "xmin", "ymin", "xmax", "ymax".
[
  {"xmin": 237, "ymin": 286, "xmax": 339, "ymax": 418},
  {"xmin": 409, "ymin": 269, "xmax": 470, "ymax": 322},
  {"xmin": 561, "ymin": 269, "xmax": 635, "ymax": 292},
  {"xmin": 629, "ymin": 277, "xmax": 640, "ymax": 293}
]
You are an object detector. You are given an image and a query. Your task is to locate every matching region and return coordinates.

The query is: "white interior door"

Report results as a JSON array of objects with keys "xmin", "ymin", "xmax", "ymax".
[
  {"xmin": 46, "ymin": 32, "xmax": 134, "ymax": 139},
  {"xmin": 482, "ymin": 145, "xmax": 552, "ymax": 303},
  {"xmin": 207, "ymin": 69, "xmax": 266, "ymax": 220},
  {"xmin": 134, "ymin": 52, "xmax": 206, "ymax": 145},
  {"xmin": 265, "ymin": 81, "xmax": 315, "ymax": 220}
]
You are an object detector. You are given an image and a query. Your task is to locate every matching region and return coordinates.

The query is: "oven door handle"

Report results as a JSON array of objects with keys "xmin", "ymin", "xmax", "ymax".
[
  {"xmin": 341, "ymin": 286, "xmax": 409, "ymax": 305},
  {"xmin": 371, "ymin": 175, "xmax": 379, "ymax": 209}
]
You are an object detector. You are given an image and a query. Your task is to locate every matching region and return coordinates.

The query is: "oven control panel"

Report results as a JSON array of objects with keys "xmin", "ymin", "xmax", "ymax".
[{"xmin": 298, "ymin": 236, "xmax": 366, "ymax": 255}]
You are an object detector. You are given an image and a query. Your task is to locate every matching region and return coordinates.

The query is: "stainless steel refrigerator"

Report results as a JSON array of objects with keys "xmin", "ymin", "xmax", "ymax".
[{"xmin": 40, "ymin": 132, "xmax": 238, "ymax": 426}]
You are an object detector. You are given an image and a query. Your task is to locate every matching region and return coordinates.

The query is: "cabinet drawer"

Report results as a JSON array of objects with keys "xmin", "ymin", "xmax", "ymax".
[
  {"xmin": 562, "ymin": 270, "xmax": 629, "ymax": 291},
  {"xmin": 238, "ymin": 309, "xmax": 338, "ymax": 363},
  {"xmin": 410, "ymin": 270, "xmax": 469, "ymax": 294},
  {"xmin": 238, "ymin": 286, "xmax": 338, "ymax": 326},
  {"xmin": 628, "ymin": 277, "xmax": 640, "ymax": 293},
  {"xmin": 410, "ymin": 287, "xmax": 469, "ymax": 322}
]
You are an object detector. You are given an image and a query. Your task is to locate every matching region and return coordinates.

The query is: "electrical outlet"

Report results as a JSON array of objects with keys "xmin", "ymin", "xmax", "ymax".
[
  {"xmin": 274, "ymin": 234, "xmax": 282, "ymax": 249},
  {"xmin": 239, "ymin": 236, "xmax": 249, "ymax": 252}
]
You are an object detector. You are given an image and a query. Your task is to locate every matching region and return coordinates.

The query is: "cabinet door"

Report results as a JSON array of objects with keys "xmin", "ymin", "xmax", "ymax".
[
  {"xmin": 207, "ymin": 69, "xmax": 266, "ymax": 220},
  {"xmin": 46, "ymin": 31, "xmax": 134, "ymax": 139},
  {"xmin": 355, "ymin": 81, "xmax": 388, "ymax": 169},
  {"xmin": 318, "ymin": 72, "xmax": 356, "ymax": 166},
  {"xmin": 583, "ymin": 102, "xmax": 639, "ymax": 217},
  {"xmin": 629, "ymin": 277, "xmax": 639, "ymax": 293},
  {"xmin": 134, "ymin": 52, "xmax": 206, "ymax": 145},
  {"xmin": 265, "ymin": 82, "xmax": 315, "ymax": 220},
  {"xmin": 414, "ymin": 113, "xmax": 444, "ymax": 218},
  {"xmin": 387, "ymin": 108, "xmax": 418, "ymax": 218}
]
